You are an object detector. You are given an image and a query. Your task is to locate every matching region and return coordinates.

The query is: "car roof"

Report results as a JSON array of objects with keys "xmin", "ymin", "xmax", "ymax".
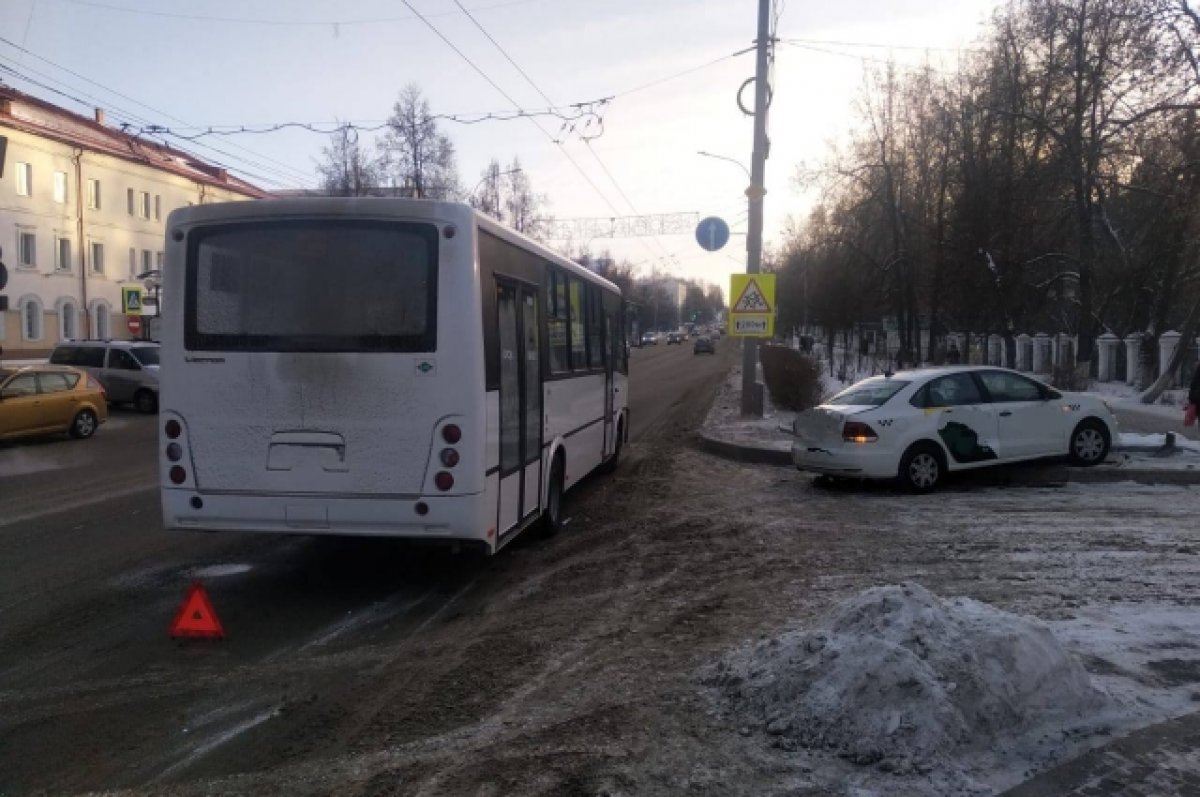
[
  {"xmin": 853, "ymin": 365, "xmax": 1034, "ymax": 383},
  {"xmin": 1, "ymin": 364, "xmax": 83, "ymax": 377},
  {"xmin": 55, "ymin": 339, "xmax": 159, "ymax": 348}
]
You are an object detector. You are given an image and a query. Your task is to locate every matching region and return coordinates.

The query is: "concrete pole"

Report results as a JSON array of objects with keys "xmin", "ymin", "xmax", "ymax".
[{"xmin": 741, "ymin": 0, "xmax": 771, "ymax": 417}]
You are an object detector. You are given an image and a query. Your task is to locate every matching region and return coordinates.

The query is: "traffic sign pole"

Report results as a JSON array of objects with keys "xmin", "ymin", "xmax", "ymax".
[{"xmin": 741, "ymin": 0, "xmax": 772, "ymax": 417}]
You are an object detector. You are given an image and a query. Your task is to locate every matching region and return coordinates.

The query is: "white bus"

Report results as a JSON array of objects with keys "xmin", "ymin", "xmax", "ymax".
[{"xmin": 158, "ymin": 199, "xmax": 628, "ymax": 554}]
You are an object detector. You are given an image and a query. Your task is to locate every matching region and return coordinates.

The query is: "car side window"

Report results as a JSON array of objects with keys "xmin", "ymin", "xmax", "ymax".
[
  {"xmin": 78, "ymin": 348, "xmax": 105, "ymax": 368},
  {"xmin": 978, "ymin": 371, "xmax": 1043, "ymax": 402},
  {"xmin": 37, "ymin": 372, "xmax": 79, "ymax": 393},
  {"xmin": 49, "ymin": 346, "xmax": 78, "ymax": 365},
  {"xmin": 2, "ymin": 374, "xmax": 39, "ymax": 398},
  {"xmin": 108, "ymin": 349, "xmax": 140, "ymax": 370},
  {"xmin": 920, "ymin": 373, "xmax": 985, "ymax": 407}
]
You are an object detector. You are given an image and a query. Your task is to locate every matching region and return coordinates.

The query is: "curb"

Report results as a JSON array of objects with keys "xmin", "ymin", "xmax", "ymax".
[
  {"xmin": 696, "ymin": 432, "xmax": 792, "ymax": 466},
  {"xmin": 697, "ymin": 432, "xmax": 1200, "ymax": 486}
]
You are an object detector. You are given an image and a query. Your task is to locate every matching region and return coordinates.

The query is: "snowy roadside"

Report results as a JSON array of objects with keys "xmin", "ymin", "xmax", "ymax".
[
  {"xmin": 684, "ymin": 465, "xmax": 1200, "ymax": 797},
  {"xmin": 700, "ymin": 363, "xmax": 1200, "ymax": 477},
  {"xmin": 699, "ymin": 363, "xmax": 841, "ymax": 454}
]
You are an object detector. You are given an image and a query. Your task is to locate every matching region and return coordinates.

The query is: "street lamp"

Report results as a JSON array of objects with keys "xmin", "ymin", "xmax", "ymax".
[
  {"xmin": 469, "ymin": 168, "xmax": 522, "ymax": 206},
  {"xmin": 697, "ymin": 150, "xmax": 752, "ymax": 181}
]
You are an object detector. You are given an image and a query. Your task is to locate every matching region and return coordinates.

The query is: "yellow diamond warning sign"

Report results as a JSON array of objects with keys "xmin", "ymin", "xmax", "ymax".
[{"xmin": 729, "ymin": 273, "xmax": 775, "ymax": 337}]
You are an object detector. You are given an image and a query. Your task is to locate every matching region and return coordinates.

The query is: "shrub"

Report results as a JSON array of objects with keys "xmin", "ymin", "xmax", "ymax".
[
  {"xmin": 760, "ymin": 345, "xmax": 825, "ymax": 412},
  {"xmin": 1049, "ymin": 363, "xmax": 1088, "ymax": 392}
]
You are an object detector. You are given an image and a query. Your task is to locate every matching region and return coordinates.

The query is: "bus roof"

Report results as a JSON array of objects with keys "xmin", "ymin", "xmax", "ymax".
[
  {"xmin": 167, "ymin": 197, "xmax": 622, "ymax": 298},
  {"xmin": 473, "ymin": 209, "xmax": 621, "ymax": 296}
]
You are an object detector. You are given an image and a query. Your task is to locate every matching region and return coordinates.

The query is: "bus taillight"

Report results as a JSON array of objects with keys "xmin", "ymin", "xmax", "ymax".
[
  {"xmin": 165, "ymin": 419, "xmax": 181, "ymax": 439},
  {"xmin": 440, "ymin": 448, "xmax": 459, "ymax": 468},
  {"xmin": 435, "ymin": 472, "xmax": 454, "ymax": 491},
  {"xmin": 442, "ymin": 424, "xmax": 462, "ymax": 444},
  {"xmin": 169, "ymin": 466, "xmax": 187, "ymax": 485}
]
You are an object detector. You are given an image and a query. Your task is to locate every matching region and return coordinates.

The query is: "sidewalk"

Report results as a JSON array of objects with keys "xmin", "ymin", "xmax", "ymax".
[
  {"xmin": 1000, "ymin": 710, "xmax": 1200, "ymax": 797},
  {"xmin": 698, "ymin": 366, "xmax": 1200, "ymax": 485}
]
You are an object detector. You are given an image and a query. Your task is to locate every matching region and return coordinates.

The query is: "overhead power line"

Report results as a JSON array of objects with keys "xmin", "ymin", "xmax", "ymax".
[
  {"xmin": 780, "ymin": 36, "xmax": 981, "ymax": 53},
  {"xmin": 0, "ymin": 35, "xmax": 317, "ymax": 187},
  {"xmin": 447, "ymin": 0, "xmax": 674, "ymax": 262},
  {"xmin": 51, "ymin": 0, "xmax": 546, "ymax": 27}
]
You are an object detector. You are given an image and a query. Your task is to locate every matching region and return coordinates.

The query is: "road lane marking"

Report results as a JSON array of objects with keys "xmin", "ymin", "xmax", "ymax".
[
  {"xmin": 152, "ymin": 705, "xmax": 280, "ymax": 782},
  {"xmin": 0, "ymin": 483, "xmax": 155, "ymax": 529}
]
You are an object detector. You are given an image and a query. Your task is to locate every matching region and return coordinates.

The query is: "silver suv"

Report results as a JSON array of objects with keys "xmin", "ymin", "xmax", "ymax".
[{"xmin": 49, "ymin": 340, "xmax": 160, "ymax": 413}]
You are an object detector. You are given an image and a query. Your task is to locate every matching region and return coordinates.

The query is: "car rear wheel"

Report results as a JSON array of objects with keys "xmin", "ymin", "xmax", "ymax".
[
  {"xmin": 70, "ymin": 409, "xmax": 98, "ymax": 439},
  {"xmin": 899, "ymin": 442, "xmax": 943, "ymax": 493},
  {"xmin": 134, "ymin": 389, "xmax": 158, "ymax": 414},
  {"xmin": 1069, "ymin": 420, "xmax": 1110, "ymax": 466}
]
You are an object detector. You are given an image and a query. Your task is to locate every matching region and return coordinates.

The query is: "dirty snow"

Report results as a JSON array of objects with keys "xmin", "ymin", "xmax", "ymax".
[
  {"xmin": 701, "ymin": 360, "xmax": 846, "ymax": 452},
  {"xmin": 709, "ymin": 583, "xmax": 1112, "ymax": 791}
]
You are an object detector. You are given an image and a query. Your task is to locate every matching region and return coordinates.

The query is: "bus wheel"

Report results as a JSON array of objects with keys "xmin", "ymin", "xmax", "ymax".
[{"xmin": 541, "ymin": 454, "xmax": 566, "ymax": 537}]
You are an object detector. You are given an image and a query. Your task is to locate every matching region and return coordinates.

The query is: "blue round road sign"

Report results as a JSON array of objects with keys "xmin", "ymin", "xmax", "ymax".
[{"xmin": 695, "ymin": 216, "xmax": 730, "ymax": 252}]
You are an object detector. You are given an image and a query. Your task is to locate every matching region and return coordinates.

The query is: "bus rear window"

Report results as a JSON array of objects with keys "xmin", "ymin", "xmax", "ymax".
[{"xmin": 185, "ymin": 220, "xmax": 438, "ymax": 352}]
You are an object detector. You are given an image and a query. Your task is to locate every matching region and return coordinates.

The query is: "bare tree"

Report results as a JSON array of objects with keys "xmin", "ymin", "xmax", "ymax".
[
  {"xmin": 384, "ymin": 84, "xmax": 460, "ymax": 200},
  {"xmin": 504, "ymin": 158, "xmax": 549, "ymax": 240},
  {"xmin": 314, "ymin": 125, "xmax": 385, "ymax": 196}
]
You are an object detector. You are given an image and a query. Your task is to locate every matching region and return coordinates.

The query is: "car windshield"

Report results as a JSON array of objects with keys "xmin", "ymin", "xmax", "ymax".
[
  {"xmin": 827, "ymin": 378, "xmax": 911, "ymax": 407},
  {"xmin": 130, "ymin": 347, "xmax": 160, "ymax": 366}
]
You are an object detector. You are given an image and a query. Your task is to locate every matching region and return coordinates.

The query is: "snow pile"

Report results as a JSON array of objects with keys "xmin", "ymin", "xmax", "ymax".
[{"xmin": 709, "ymin": 583, "xmax": 1109, "ymax": 772}]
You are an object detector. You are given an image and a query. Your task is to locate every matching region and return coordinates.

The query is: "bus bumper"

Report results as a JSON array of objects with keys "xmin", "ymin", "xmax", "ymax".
[{"xmin": 162, "ymin": 489, "xmax": 496, "ymax": 549}]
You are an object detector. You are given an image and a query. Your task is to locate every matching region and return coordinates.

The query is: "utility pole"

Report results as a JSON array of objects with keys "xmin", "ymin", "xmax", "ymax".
[{"xmin": 741, "ymin": 0, "xmax": 772, "ymax": 416}]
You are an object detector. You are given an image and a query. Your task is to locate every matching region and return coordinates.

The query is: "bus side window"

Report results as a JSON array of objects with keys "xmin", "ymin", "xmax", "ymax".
[
  {"xmin": 568, "ymin": 276, "xmax": 586, "ymax": 371},
  {"xmin": 547, "ymin": 268, "xmax": 570, "ymax": 374},
  {"xmin": 587, "ymin": 285, "xmax": 604, "ymax": 369}
]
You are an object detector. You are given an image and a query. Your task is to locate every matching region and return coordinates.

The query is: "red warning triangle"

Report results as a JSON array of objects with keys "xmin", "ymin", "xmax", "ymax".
[{"xmin": 170, "ymin": 582, "xmax": 225, "ymax": 639}]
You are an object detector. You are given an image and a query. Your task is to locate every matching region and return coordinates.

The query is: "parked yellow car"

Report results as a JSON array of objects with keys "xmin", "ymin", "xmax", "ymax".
[{"xmin": 0, "ymin": 365, "xmax": 108, "ymax": 441}]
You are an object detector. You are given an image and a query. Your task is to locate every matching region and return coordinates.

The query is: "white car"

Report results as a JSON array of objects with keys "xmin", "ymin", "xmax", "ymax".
[{"xmin": 791, "ymin": 366, "xmax": 1118, "ymax": 491}]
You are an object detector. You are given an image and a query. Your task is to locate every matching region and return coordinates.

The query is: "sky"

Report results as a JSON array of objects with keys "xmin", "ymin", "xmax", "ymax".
[{"xmin": 0, "ymin": 0, "xmax": 1000, "ymax": 298}]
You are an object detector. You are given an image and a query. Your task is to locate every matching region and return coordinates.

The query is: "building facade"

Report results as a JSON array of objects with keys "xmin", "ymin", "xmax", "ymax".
[{"xmin": 0, "ymin": 86, "xmax": 267, "ymax": 358}]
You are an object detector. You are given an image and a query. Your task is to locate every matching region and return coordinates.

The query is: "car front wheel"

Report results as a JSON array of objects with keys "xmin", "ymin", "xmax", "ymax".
[
  {"xmin": 899, "ymin": 442, "xmax": 943, "ymax": 493},
  {"xmin": 70, "ymin": 409, "xmax": 98, "ymax": 439},
  {"xmin": 1069, "ymin": 420, "xmax": 1110, "ymax": 466}
]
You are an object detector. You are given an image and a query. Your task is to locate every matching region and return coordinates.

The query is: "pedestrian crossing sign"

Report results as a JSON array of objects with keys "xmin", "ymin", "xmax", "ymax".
[
  {"xmin": 122, "ymin": 286, "xmax": 143, "ymax": 316},
  {"xmin": 729, "ymin": 274, "xmax": 775, "ymax": 337}
]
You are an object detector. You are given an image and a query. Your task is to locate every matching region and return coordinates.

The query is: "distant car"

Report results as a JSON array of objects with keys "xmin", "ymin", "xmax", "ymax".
[
  {"xmin": 666, "ymin": 332, "xmax": 683, "ymax": 345},
  {"xmin": 50, "ymin": 340, "xmax": 160, "ymax": 413},
  {"xmin": 693, "ymin": 336, "xmax": 715, "ymax": 354},
  {"xmin": 640, "ymin": 332, "xmax": 658, "ymax": 346},
  {"xmin": 791, "ymin": 366, "xmax": 1118, "ymax": 492},
  {"xmin": 0, "ymin": 365, "xmax": 108, "ymax": 441}
]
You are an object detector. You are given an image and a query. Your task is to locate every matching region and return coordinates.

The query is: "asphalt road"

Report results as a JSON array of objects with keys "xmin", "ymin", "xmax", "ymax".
[{"xmin": 0, "ymin": 336, "xmax": 736, "ymax": 794}]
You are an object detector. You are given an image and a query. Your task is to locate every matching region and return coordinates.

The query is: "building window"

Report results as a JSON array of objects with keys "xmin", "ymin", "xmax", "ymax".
[
  {"xmin": 17, "ymin": 229, "xmax": 36, "ymax": 269},
  {"xmin": 55, "ymin": 237, "xmax": 72, "ymax": 272},
  {"xmin": 154, "ymin": 195, "xmax": 161, "ymax": 221},
  {"xmin": 61, "ymin": 301, "xmax": 77, "ymax": 340},
  {"xmin": 155, "ymin": 251, "xmax": 163, "ymax": 269},
  {"xmin": 94, "ymin": 303, "xmax": 110, "ymax": 339},
  {"xmin": 22, "ymin": 298, "xmax": 43, "ymax": 341},
  {"xmin": 141, "ymin": 249, "xmax": 152, "ymax": 275},
  {"xmin": 15, "ymin": 162, "xmax": 31, "ymax": 196},
  {"xmin": 90, "ymin": 241, "xmax": 104, "ymax": 274},
  {"xmin": 87, "ymin": 178, "xmax": 101, "ymax": 210},
  {"xmin": 140, "ymin": 191, "xmax": 151, "ymax": 219},
  {"xmin": 53, "ymin": 171, "xmax": 68, "ymax": 204},
  {"xmin": 127, "ymin": 188, "xmax": 135, "ymax": 215},
  {"xmin": 128, "ymin": 247, "xmax": 137, "ymax": 279}
]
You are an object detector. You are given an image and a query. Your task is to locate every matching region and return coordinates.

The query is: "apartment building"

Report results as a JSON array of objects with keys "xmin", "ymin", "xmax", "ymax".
[{"xmin": 0, "ymin": 85, "xmax": 268, "ymax": 358}]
